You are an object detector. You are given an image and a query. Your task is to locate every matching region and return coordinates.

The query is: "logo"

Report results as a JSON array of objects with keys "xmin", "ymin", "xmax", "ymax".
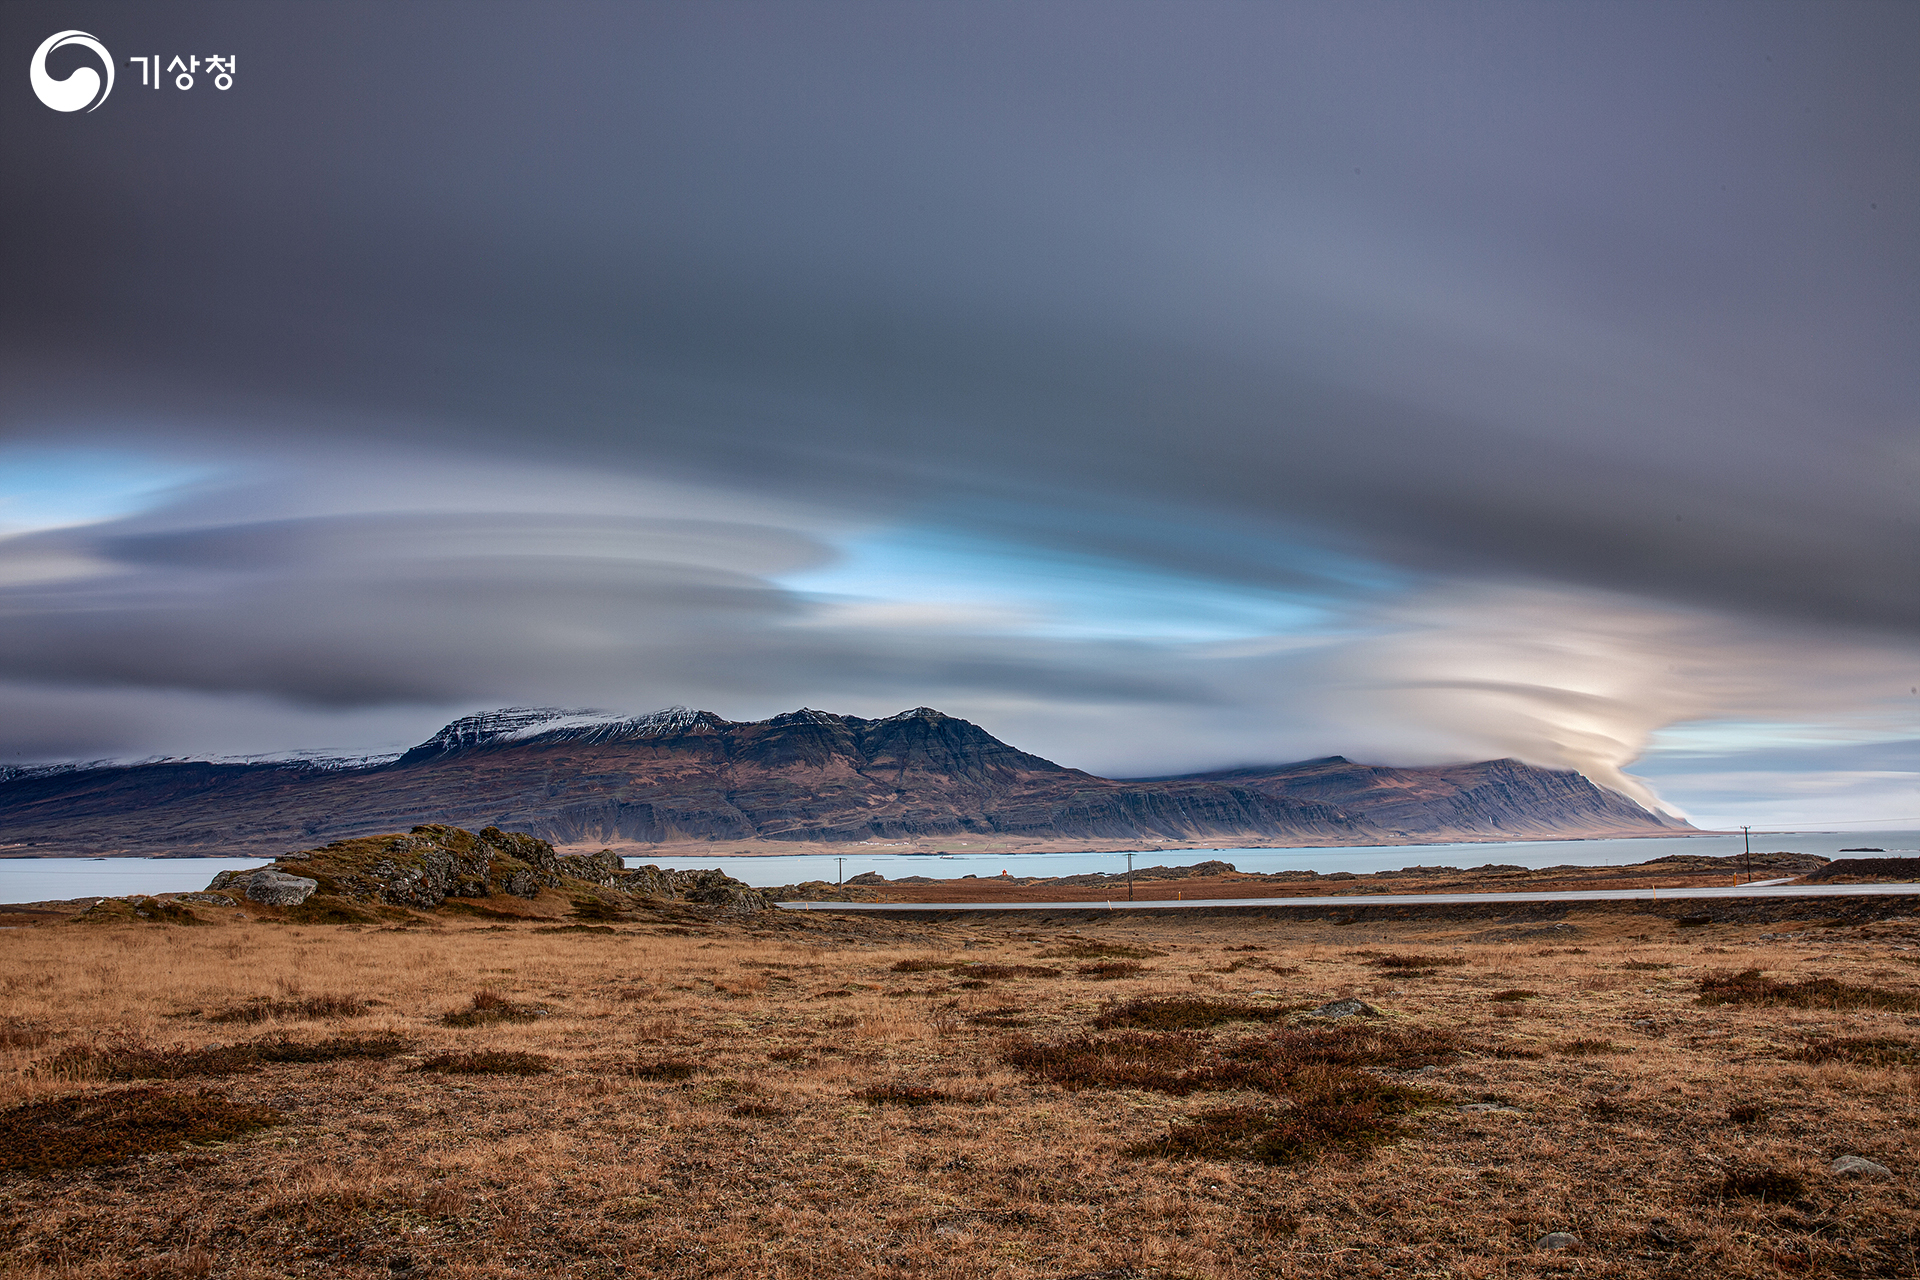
[{"xmin": 30, "ymin": 30, "xmax": 113, "ymax": 112}]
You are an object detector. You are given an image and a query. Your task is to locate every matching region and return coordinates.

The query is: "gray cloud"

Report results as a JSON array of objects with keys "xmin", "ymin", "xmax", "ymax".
[{"xmin": 0, "ymin": 502, "xmax": 1208, "ymax": 719}]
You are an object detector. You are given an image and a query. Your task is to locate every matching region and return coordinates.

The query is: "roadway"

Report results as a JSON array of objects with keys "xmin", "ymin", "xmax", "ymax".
[{"xmin": 775, "ymin": 880, "xmax": 1920, "ymax": 911}]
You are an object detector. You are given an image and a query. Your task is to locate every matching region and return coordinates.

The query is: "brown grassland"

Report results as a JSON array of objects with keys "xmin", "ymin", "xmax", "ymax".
[{"xmin": 0, "ymin": 898, "xmax": 1917, "ymax": 1278}]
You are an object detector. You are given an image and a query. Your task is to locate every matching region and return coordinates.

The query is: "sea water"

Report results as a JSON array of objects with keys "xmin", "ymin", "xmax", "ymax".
[
  {"xmin": 623, "ymin": 830, "xmax": 1920, "ymax": 888},
  {"xmin": 0, "ymin": 857, "xmax": 273, "ymax": 905},
  {"xmin": 1, "ymin": 831, "xmax": 1912, "ymax": 902}
]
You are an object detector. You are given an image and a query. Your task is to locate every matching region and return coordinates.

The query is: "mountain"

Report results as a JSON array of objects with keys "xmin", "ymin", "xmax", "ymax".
[{"xmin": 0, "ymin": 706, "xmax": 1690, "ymax": 856}]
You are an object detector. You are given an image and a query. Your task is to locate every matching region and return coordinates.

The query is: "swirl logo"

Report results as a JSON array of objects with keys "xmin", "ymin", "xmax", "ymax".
[{"xmin": 30, "ymin": 30, "xmax": 114, "ymax": 112}]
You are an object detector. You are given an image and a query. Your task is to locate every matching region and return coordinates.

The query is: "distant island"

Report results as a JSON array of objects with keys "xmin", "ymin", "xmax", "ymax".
[{"xmin": 0, "ymin": 705, "xmax": 1692, "ymax": 857}]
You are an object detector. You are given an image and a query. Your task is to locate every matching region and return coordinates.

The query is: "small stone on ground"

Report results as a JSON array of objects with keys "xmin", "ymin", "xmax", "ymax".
[{"xmin": 1305, "ymin": 998, "xmax": 1379, "ymax": 1019}]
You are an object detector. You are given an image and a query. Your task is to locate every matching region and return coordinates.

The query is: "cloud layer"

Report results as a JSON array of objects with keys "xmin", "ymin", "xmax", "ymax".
[{"xmin": 1, "ymin": 1, "xmax": 1916, "ymax": 820}]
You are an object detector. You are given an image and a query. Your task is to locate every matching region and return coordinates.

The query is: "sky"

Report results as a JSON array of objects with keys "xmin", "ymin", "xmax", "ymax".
[{"xmin": 2, "ymin": 1, "xmax": 1916, "ymax": 831}]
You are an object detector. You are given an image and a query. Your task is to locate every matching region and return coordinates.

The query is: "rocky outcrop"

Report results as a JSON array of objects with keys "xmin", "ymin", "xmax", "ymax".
[
  {"xmin": 206, "ymin": 823, "xmax": 771, "ymax": 913},
  {"xmin": 619, "ymin": 864, "xmax": 771, "ymax": 912}
]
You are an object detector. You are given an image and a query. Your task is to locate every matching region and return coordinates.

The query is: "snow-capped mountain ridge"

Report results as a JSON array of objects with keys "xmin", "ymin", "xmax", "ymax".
[{"xmin": 0, "ymin": 703, "xmax": 1692, "ymax": 855}]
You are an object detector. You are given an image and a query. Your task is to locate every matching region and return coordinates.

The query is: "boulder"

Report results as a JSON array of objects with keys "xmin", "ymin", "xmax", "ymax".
[
  {"xmin": 238, "ymin": 870, "xmax": 319, "ymax": 906},
  {"xmin": 1536, "ymin": 1232, "xmax": 1581, "ymax": 1252},
  {"xmin": 1832, "ymin": 1156, "xmax": 1892, "ymax": 1178},
  {"xmin": 1304, "ymin": 998, "xmax": 1380, "ymax": 1019},
  {"xmin": 679, "ymin": 868, "xmax": 772, "ymax": 912}
]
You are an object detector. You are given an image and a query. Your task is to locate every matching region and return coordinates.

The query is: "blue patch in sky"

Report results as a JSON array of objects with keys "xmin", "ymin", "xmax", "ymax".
[
  {"xmin": 780, "ymin": 524, "xmax": 1391, "ymax": 643},
  {"xmin": 1639, "ymin": 719, "xmax": 1920, "ymax": 765},
  {"xmin": 0, "ymin": 447, "xmax": 216, "ymax": 534}
]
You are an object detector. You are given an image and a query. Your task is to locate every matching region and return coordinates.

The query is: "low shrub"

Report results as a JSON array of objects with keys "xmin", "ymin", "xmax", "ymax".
[
  {"xmin": 1698, "ymin": 969, "xmax": 1920, "ymax": 1012},
  {"xmin": 252, "ymin": 1033, "xmax": 412, "ymax": 1063},
  {"xmin": 1787, "ymin": 1036, "xmax": 1920, "ymax": 1067},
  {"xmin": 441, "ymin": 990, "xmax": 547, "ymax": 1027},
  {"xmin": 1078, "ymin": 961, "xmax": 1145, "ymax": 980},
  {"xmin": 1035, "ymin": 943, "xmax": 1165, "ymax": 961},
  {"xmin": 1489, "ymin": 990, "xmax": 1538, "ymax": 1002},
  {"xmin": 1093, "ymin": 996, "xmax": 1294, "ymax": 1031},
  {"xmin": 1004, "ymin": 1031, "xmax": 1213, "ymax": 1094},
  {"xmin": 44, "ymin": 1030, "xmax": 412, "ymax": 1080},
  {"xmin": 128, "ymin": 898, "xmax": 206, "ymax": 926},
  {"xmin": 411, "ymin": 1051, "xmax": 552, "ymax": 1076},
  {"xmin": 1718, "ymin": 1168, "xmax": 1806, "ymax": 1201},
  {"xmin": 1006, "ymin": 1021, "xmax": 1458, "ymax": 1097},
  {"xmin": 1369, "ymin": 954, "xmax": 1467, "ymax": 970},
  {"xmin": 0, "ymin": 1088, "xmax": 281, "ymax": 1173},
  {"xmin": 952, "ymin": 964, "xmax": 1062, "ymax": 980},
  {"xmin": 853, "ymin": 1083, "xmax": 988, "ymax": 1107},
  {"xmin": 1557, "ymin": 1038, "xmax": 1626, "ymax": 1057},
  {"xmin": 1127, "ymin": 1065, "xmax": 1440, "ymax": 1165},
  {"xmin": 44, "ymin": 1037, "xmax": 259, "ymax": 1081},
  {"xmin": 206, "ymin": 994, "xmax": 368, "ymax": 1024},
  {"xmin": 285, "ymin": 897, "xmax": 378, "ymax": 925},
  {"xmin": 627, "ymin": 1058, "xmax": 703, "ymax": 1081}
]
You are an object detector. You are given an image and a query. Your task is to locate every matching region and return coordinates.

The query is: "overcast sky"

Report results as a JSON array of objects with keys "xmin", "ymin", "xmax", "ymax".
[{"xmin": 3, "ymin": 1, "xmax": 1916, "ymax": 829}]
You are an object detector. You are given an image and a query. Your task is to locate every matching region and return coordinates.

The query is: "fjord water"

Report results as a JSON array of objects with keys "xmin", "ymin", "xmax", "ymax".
[
  {"xmin": 0, "ymin": 833, "xmax": 1913, "ymax": 903},
  {"xmin": 0, "ymin": 857, "xmax": 272, "ymax": 905},
  {"xmin": 628, "ymin": 831, "xmax": 1920, "ymax": 888}
]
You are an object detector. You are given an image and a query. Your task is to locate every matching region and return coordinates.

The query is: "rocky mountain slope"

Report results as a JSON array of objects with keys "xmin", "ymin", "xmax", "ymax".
[{"xmin": 0, "ymin": 705, "xmax": 1691, "ymax": 856}]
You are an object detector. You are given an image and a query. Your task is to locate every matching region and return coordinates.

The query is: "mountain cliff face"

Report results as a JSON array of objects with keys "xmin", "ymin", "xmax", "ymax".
[{"xmin": 0, "ymin": 706, "xmax": 1689, "ymax": 855}]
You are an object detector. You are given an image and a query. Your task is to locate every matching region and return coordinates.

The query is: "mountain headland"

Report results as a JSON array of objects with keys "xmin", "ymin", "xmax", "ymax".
[{"xmin": 0, "ymin": 706, "xmax": 1692, "ymax": 857}]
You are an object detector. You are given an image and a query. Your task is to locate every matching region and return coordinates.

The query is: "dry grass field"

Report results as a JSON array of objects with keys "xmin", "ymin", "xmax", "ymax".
[{"xmin": 0, "ymin": 901, "xmax": 1917, "ymax": 1279}]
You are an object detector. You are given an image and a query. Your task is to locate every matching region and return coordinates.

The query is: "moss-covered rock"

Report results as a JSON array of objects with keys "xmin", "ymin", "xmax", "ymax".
[{"xmin": 206, "ymin": 825, "xmax": 771, "ymax": 913}]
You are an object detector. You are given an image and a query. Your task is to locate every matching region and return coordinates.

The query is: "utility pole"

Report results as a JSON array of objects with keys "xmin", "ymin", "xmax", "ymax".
[
  {"xmin": 1742, "ymin": 826, "xmax": 1751, "ymax": 885},
  {"xmin": 837, "ymin": 856, "xmax": 845, "ymax": 886},
  {"xmin": 1126, "ymin": 850, "xmax": 1135, "ymax": 901}
]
